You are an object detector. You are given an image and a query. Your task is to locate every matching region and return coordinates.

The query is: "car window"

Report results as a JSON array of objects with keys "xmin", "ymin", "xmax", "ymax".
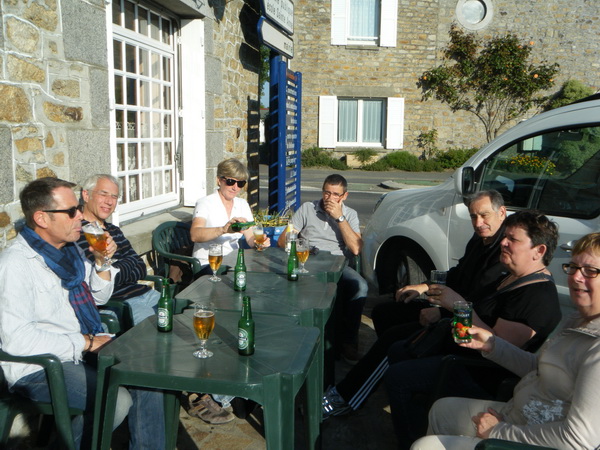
[{"xmin": 479, "ymin": 125, "xmax": 600, "ymax": 219}]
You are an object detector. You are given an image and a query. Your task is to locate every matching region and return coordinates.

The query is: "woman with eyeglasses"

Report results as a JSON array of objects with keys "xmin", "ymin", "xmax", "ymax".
[
  {"xmin": 191, "ymin": 158, "xmax": 269, "ymax": 268},
  {"xmin": 411, "ymin": 231, "xmax": 600, "ymax": 450}
]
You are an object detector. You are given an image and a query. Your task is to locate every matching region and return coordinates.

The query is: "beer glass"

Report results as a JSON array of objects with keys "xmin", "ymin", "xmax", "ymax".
[
  {"xmin": 253, "ymin": 223, "xmax": 266, "ymax": 252},
  {"xmin": 208, "ymin": 244, "xmax": 223, "ymax": 282},
  {"xmin": 296, "ymin": 238, "xmax": 310, "ymax": 273},
  {"xmin": 193, "ymin": 302, "xmax": 215, "ymax": 358},
  {"xmin": 82, "ymin": 221, "xmax": 114, "ymax": 270},
  {"xmin": 430, "ymin": 270, "xmax": 447, "ymax": 285}
]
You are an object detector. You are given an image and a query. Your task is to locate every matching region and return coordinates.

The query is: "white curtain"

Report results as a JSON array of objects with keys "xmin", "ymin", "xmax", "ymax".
[
  {"xmin": 349, "ymin": 0, "xmax": 379, "ymax": 39},
  {"xmin": 338, "ymin": 99, "xmax": 357, "ymax": 142},
  {"xmin": 362, "ymin": 99, "xmax": 383, "ymax": 143}
]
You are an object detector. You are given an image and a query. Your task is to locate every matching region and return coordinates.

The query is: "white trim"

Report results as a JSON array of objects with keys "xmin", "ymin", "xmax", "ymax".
[
  {"xmin": 318, "ymin": 96, "xmax": 337, "ymax": 148},
  {"xmin": 386, "ymin": 97, "xmax": 404, "ymax": 149},
  {"xmin": 380, "ymin": 0, "xmax": 398, "ymax": 47},
  {"xmin": 180, "ymin": 19, "xmax": 206, "ymax": 206}
]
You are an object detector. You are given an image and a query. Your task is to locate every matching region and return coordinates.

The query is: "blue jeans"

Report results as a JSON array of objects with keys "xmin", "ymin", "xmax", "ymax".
[
  {"xmin": 12, "ymin": 361, "xmax": 164, "ymax": 449},
  {"xmin": 126, "ymin": 288, "xmax": 160, "ymax": 325},
  {"xmin": 337, "ymin": 265, "xmax": 368, "ymax": 344}
]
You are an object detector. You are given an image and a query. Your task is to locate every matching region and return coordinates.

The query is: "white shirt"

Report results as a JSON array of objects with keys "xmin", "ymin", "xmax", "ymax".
[
  {"xmin": 0, "ymin": 234, "xmax": 117, "ymax": 386},
  {"xmin": 192, "ymin": 191, "xmax": 253, "ymax": 264}
]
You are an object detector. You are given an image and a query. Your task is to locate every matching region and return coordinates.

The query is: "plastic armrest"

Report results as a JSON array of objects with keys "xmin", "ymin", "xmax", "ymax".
[{"xmin": 475, "ymin": 439, "xmax": 557, "ymax": 450}]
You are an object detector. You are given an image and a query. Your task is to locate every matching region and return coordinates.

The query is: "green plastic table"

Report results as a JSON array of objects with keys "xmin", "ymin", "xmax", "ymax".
[
  {"xmin": 176, "ymin": 272, "xmax": 337, "ymax": 401},
  {"xmin": 222, "ymin": 246, "xmax": 347, "ymax": 283},
  {"xmin": 94, "ymin": 311, "xmax": 321, "ymax": 450}
]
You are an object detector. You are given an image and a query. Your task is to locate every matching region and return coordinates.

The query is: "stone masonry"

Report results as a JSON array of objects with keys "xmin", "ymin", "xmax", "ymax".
[{"xmin": 293, "ymin": 0, "xmax": 600, "ymax": 157}]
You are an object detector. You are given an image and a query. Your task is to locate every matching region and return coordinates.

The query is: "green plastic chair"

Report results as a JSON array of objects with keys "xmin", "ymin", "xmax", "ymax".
[
  {"xmin": 0, "ymin": 314, "xmax": 118, "ymax": 449},
  {"xmin": 152, "ymin": 221, "xmax": 203, "ymax": 280},
  {"xmin": 0, "ymin": 350, "xmax": 81, "ymax": 450}
]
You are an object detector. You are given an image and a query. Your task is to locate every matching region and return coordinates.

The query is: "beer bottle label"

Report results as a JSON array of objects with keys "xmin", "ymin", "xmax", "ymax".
[
  {"xmin": 157, "ymin": 308, "xmax": 169, "ymax": 327},
  {"xmin": 235, "ymin": 272, "xmax": 246, "ymax": 288},
  {"xmin": 238, "ymin": 328, "xmax": 249, "ymax": 350}
]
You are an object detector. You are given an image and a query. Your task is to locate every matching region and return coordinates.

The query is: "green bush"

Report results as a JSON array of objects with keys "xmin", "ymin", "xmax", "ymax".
[
  {"xmin": 384, "ymin": 151, "xmax": 421, "ymax": 171},
  {"xmin": 362, "ymin": 159, "xmax": 391, "ymax": 171},
  {"xmin": 352, "ymin": 148, "xmax": 378, "ymax": 164},
  {"xmin": 434, "ymin": 148, "xmax": 478, "ymax": 169},
  {"xmin": 547, "ymin": 80, "xmax": 595, "ymax": 110},
  {"xmin": 420, "ymin": 159, "xmax": 444, "ymax": 172},
  {"xmin": 301, "ymin": 147, "xmax": 348, "ymax": 170}
]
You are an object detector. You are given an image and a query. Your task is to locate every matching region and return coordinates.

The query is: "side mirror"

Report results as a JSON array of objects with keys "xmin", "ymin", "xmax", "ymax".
[{"xmin": 461, "ymin": 166, "xmax": 475, "ymax": 195}]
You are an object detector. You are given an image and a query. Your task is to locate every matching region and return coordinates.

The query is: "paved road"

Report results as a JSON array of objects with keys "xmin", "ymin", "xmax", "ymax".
[{"xmin": 259, "ymin": 165, "xmax": 452, "ymax": 229}]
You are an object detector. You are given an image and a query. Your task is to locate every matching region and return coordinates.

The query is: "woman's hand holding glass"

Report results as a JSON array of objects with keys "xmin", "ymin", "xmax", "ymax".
[{"xmin": 253, "ymin": 224, "xmax": 270, "ymax": 251}]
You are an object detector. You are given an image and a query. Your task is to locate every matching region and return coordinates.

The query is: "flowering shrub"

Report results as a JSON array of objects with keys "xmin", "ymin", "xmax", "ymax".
[{"xmin": 506, "ymin": 154, "xmax": 556, "ymax": 175}]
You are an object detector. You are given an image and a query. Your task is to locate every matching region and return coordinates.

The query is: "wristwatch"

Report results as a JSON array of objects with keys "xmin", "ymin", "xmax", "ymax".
[{"xmin": 336, "ymin": 215, "xmax": 346, "ymax": 223}]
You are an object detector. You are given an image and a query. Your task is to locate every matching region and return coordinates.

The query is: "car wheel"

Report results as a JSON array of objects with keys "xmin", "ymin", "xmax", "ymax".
[{"xmin": 393, "ymin": 250, "xmax": 430, "ymax": 291}]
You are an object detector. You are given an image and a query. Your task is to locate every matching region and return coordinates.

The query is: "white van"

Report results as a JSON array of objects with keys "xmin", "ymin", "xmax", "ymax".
[{"xmin": 362, "ymin": 97, "xmax": 600, "ymax": 312}]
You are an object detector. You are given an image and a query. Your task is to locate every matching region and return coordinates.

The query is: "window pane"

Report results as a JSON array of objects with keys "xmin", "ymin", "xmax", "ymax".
[
  {"xmin": 162, "ymin": 19, "xmax": 171, "ymax": 44},
  {"xmin": 153, "ymin": 171, "xmax": 163, "ymax": 195},
  {"xmin": 112, "ymin": 0, "xmax": 121, "ymax": 26},
  {"xmin": 163, "ymin": 57, "xmax": 171, "ymax": 82},
  {"xmin": 140, "ymin": 111, "xmax": 150, "ymax": 138},
  {"xmin": 127, "ymin": 111, "xmax": 137, "ymax": 137},
  {"xmin": 338, "ymin": 99, "xmax": 357, "ymax": 142},
  {"xmin": 127, "ymin": 143, "xmax": 138, "ymax": 169},
  {"xmin": 125, "ymin": 44, "xmax": 136, "ymax": 74},
  {"xmin": 150, "ymin": 13, "xmax": 160, "ymax": 41},
  {"xmin": 126, "ymin": 77, "xmax": 136, "ymax": 105},
  {"xmin": 113, "ymin": 40, "xmax": 122, "ymax": 70},
  {"xmin": 142, "ymin": 173, "xmax": 152, "ymax": 198},
  {"xmin": 163, "ymin": 114, "xmax": 172, "ymax": 138},
  {"xmin": 129, "ymin": 175, "xmax": 139, "ymax": 202},
  {"xmin": 165, "ymin": 170, "xmax": 173, "ymax": 193},
  {"xmin": 153, "ymin": 143, "xmax": 162, "ymax": 167},
  {"xmin": 480, "ymin": 126, "xmax": 600, "ymax": 218},
  {"xmin": 116, "ymin": 143, "xmax": 125, "ymax": 170},
  {"xmin": 362, "ymin": 100, "xmax": 383, "ymax": 143},
  {"xmin": 124, "ymin": 0, "xmax": 135, "ymax": 31},
  {"xmin": 152, "ymin": 82, "xmax": 160, "ymax": 109},
  {"xmin": 115, "ymin": 110, "xmax": 124, "ymax": 138},
  {"xmin": 138, "ymin": 6, "xmax": 148, "ymax": 35},
  {"xmin": 152, "ymin": 52, "xmax": 160, "ymax": 79},
  {"xmin": 114, "ymin": 75, "xmax": 123, "ymax": 105},
  {"xmin": 349, "ymin": 0, "xmax": 379, "ymax": 39},
  {"xmin": 164, "ymin": 142, "xmax": 172, "ymax": 165},
  {"xmin": 139, "ymin": 49, "xmax": 149, "ymax": 76},
  {"xmin": 140, "ymin": 80, "xmax": 149, "ymax": 107}
]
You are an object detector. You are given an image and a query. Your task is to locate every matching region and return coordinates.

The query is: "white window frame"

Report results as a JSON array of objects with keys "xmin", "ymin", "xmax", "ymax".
[
  {"xmin": 106, "ymin": 3, "xmax": 207, "ymax": 224},
  {"xmin": 108, "ymin": 0, "xmax": 181, "ymax": 222},
  {"xmin": 331, "ymin": 0, "xmax": 398, "ymax": 47},
  {"xmin": 318, "ymin": 96, "xmax": 404, "ymax": 149}
]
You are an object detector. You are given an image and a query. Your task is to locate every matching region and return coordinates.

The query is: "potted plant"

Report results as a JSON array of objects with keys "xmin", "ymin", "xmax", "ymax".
[{"xmin": 255, "ymin": 208, "xmax": 291, "ymax": 243}]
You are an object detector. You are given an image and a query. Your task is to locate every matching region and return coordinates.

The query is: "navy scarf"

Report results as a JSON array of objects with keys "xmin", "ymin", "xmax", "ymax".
[{"xmin": 20, "ymin": 226, "xmax": 103, "ymax": 334}]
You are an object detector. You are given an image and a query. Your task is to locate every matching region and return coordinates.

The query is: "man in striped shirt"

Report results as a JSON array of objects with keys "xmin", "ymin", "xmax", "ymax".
[{"xmin": 77, "ymin": 174, "xmax": 159, "ymax": 326}]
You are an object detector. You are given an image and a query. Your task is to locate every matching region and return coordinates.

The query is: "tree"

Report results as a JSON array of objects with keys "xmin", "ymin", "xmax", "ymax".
[
  {"xmin": 259, "ymin": 45, "xmax": 270, "ymax": 107},
  {"xmin": 418, "ymin": 24, "xmax": 559, "ymax": 142}
]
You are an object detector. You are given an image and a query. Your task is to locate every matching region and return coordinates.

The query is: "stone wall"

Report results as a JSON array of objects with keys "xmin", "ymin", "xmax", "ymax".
[
  {"xmin": 293, "ymin": 0, "xmax": 600, "ymax": 156},
  {"xmin": 204, "ymin": 0, "xmax": 261, "ymax": 207},
  {"xmin": 0, "ymin": 0, "xmax": 110, "ymax": 248}
]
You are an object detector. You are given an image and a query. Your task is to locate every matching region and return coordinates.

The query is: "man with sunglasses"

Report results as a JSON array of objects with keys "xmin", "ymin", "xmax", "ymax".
[
  {"xmin": 0, "ymin": 177, "xmax": 165, "ymax": 448},
  {"xmin": 278, "ymin": 173, "xmax": 368, "ymax": 363},
  {"xmin": 76, "ymin": 174, "xmax": 159, "ymax": 326}
]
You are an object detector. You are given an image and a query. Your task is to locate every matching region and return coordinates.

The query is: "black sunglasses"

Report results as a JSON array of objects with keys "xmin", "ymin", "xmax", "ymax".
[
  {"xmin": 220, "ymin": 176, "xmax": 247, "ymax": 188},
  {"xmin": 42, "ymin": 204, "xmax": 84, "ymax": 219}
]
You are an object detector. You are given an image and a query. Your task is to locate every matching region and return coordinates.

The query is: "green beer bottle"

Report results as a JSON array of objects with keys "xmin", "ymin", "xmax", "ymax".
[
  {"xmin": 233, "ymin": 248, "xmax": 247, "ymax": 291},
  {"xmin": 231, "ymin": 221, "xmax": 255, "ymax": 232},
  {"xmin": 157, "ymin": 277, "xmax": 173, "ymax": 332},
  {"xmin": 238, "ymin": 296, "xmax": 255, "ymax": 355},
  {"xmin": 287, "ymin": 239, "xmax": 299, "ymax": 281}
]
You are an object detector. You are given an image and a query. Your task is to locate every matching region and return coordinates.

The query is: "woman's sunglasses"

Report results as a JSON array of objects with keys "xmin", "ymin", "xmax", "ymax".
[
  {"xmin": 42, "ymin": 204, "xmax": 84, "ymax": 219},
  {"xmin": 220, "ymin": 177, "xmax": 247, "ymax": 188}
]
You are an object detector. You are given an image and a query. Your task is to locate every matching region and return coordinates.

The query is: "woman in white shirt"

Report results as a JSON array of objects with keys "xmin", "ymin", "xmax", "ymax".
[{"xmin": 191, "ymin": 158, "xmax": 269, "ymax": 265}]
